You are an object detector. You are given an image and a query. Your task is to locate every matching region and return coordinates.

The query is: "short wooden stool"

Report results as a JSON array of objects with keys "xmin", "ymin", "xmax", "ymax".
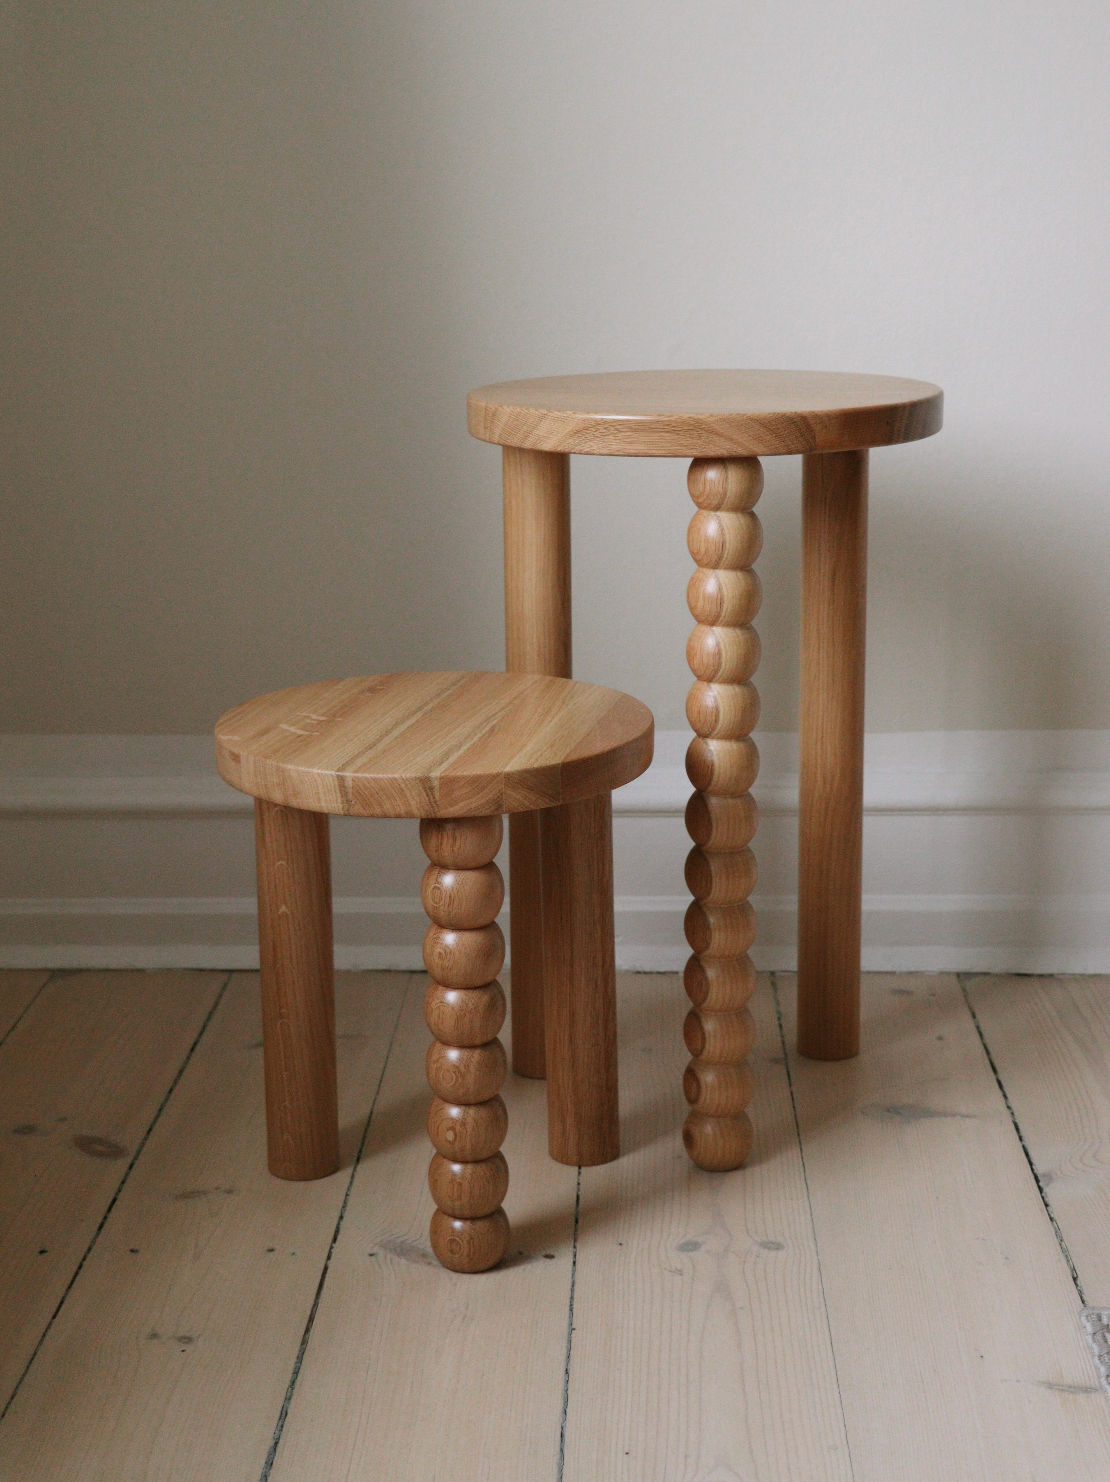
[{"xmin": 214, "ymin": 671, "xmax": 653, "ymax": 1272}]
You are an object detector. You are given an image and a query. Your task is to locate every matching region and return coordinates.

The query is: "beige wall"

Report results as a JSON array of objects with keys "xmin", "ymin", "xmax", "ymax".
[{"xmin": 5, "ymin": 2, "xmax": 1110, "ymax": 735}]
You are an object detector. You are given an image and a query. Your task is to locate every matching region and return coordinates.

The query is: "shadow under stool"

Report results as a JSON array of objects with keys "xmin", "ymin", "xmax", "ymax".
[{"xmin": 215, "ymin": 670, "xmax": 653, "ymax": 1272}]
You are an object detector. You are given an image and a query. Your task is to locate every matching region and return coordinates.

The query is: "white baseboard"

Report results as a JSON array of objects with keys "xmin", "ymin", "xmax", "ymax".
[{"xmin": 2, "ymin": 730, "xmax": 1109, "ymax": 973}]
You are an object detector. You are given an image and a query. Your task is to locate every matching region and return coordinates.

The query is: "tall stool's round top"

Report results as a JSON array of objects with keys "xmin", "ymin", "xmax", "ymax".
[
  {"xmin": 468, "ymin": 368, "xmax": 943, "ymax": 457},
  {"xmin": 215, "ymin": 671, "xmax": 654, "ymax": 819}
]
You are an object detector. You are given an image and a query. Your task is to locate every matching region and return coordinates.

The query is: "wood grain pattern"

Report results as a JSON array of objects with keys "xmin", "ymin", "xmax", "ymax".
[
  {"xmin": 216, "ymin": 671, "xmax": 653, "ymax": 819},
  {"xmin": 503, "ymin": 444, "xmax": 572, "ymax": 1082},
  {"xmin": 797, "ymin": 450, "xmax": 868, "ymax": 1060},
  {"xmin": 267, "ymin": 978, "xmax": 577, "ymax": 1482},
  {"xmin": 683, "ymin": 458, "xmax": 763, "ymax": 1170},
  {"xmin": 0, "ymin": 972, "xmax": 49, "ymax": 1039},
  {"xmin": 421, "ymin": 817, "xmax": 510, "ymax": 1272},
  {"xmin": 507, "ymin": 814, "xmax": 547, "ymax": 1079},
  {"xmin": 469, "ymin": 369, "xmax": 943, "ymax": 457},
  {"xmin": 967, "ymin": 974, "xmax": 1110, "ymax": 1306},
  {"xmin": 255, "ymin": 799, "xmax": 338, "ymax": 1180},
  {"xmin": 503, "ymin": 446, "xmax": 572, "ymax": 677},
  {"xmin": 0, "ymin": 972, "xmax": 407, "ymax": 1480},
  {"xmin": 562, "ymin": 974, "xmax": 851, "ymax": 1481},
  {"xmin": 780, "ymin": 972, "xmax": 1110, "ymax": 1480},
  {"xmin": 5, "ymin": 970, "xmax": 1110, "ymax": 1481},
  {"xmin": 541, "ymin": 793, "xmax": 619, "ymax": 1166},
  {"xmin": 0, "ymin": 970, "xmax": 224, "ymax": 1408}
]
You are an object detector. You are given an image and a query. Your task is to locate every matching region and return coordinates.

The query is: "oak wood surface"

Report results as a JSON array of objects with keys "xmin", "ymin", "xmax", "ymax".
[
  {"xmin": 503, "ymin": 445, "xmax": 572, "ymax": 1081},
  {"xmin": 255, "ymin": 799, "xmax": 338, "ymax": 1179},
  {"xmin": 469, "ymin": 369, "xmax": 942, "ymax": 457},
  {"xmin": 503, "ymin": 446, "xmax": 572, "ymax": 677},
  {"xmin": 0, "ymin": 972, "xmax": 407, "ymax": 1480},
  {"xmin": 562, "ymin": 974, "xmax": 851, "ymax": 1481},
  {"xmin": 780, "ymin": 971, "xmax": 1110, "ymax": 1481},
  {"xmin": 967, "ymin": 974, "xmax": 1110, "ymax": 1307},
  {"xmin": 682, "ymin": 457, "xmax": 764, "ymax": 1171},
  {"xmin": 420, "ymin": 816, "xmax": 510, "ymax": 1271},
  {"xmin": 797, "ymin": 450, "xmax": 868, "ymax": 1060},
  {"xmin": 0, "ymin": 971, "xmax": 49, "ymax": 1039},
  {"xmin": 216, "ymin": 671, "xmax": 653, "ymax": 818},
  {"xmin": 678, "ymin": 456, "xmax": 764, "ymax": 1173},
  {"xmin": 541, "ymin": 793, "xmax": 619, "ymax": 1165},
  {"xmin": 0, "ymin": 970, "xmax": 224, "ymax": 1409},
  {"xmin": 267, "ymin": 976, "xmax": 577, "ymax": 1482}
]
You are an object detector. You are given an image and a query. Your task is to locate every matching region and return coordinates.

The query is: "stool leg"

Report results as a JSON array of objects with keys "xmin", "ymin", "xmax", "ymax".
[
  {"xmin": 798, "ymin": 449, "xmax": 868, "ymax": 1060},
  {"xmin": 682, "ymin": 458, "xmax": 763, "ymax": 1171},
  {"xmin": 254, "ymin": 798, "xmax": 339, "ymax": 1180},
  {"xmin": 420, "ymin": 816, "xmax": 510, "ymax": 1273},
  {"xmin": 540, "ymin": 792, "xmax": 619, "ymax": 1167},
  {"xmin": 503, "ymin": 445, "xmax": 572, "ymax": 1079}
]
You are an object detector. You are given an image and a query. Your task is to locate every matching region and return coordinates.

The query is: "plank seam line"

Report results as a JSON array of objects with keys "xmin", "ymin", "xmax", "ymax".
[
  {"xmin": 771, "ymin": 971, "xmax": 857, "ymax": 1481},
  {"xmin": 0, "ymin": 970, "xmax": 58, "ymax": 1053},
  {"xmin": 258, "ymin": 970, "xmax": 412, "ymax": 1482},
  {"xmin": 0, "ymin": 968, "xmax": 233, "ymax": 1423},
  {"xmin": 957, "ymin": 973, "xmax": 1087, "ymax": 1306},
  {"xmin": 556, "ymin": 1167, "xmax": 582, "ymax": 1482}
]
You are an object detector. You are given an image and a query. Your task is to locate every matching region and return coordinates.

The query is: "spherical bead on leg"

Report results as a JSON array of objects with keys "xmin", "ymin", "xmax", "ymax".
[
  {"xmin": 427, "ymin": 1095, "xmax": 507, "ymax": 1161},
  {"xmin": 428, "ymin": 1151, "xmax": 509, "ymax": 1218},
  {"xmin": 430, "ymin": 1208, "xmax": 510, "ymax": 1274},
  {"xmin": 688, "ymin": 457, "xmax": 764, "ymax": 511},
  {"xmin": 683, "ymin": 1111, "xmax": 754, "ymax": 1172},
  {"xmin": 683, "ymin": 457, "xmax": 763, "ymax": 1173},
  {"xmin": 420, "ymin": 814, "xmax": 510, "ymax": 1271},
  {"xmin": 425, "ymin": 980, "xmax": 506, "ymax": 1047}
]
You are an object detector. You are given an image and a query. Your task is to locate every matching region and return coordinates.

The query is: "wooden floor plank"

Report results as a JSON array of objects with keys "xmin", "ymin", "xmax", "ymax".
[
  {"xmin": 0, "ymin": 971, "xmax": 52, "ymax": 1041},
  {"xmin": 967, "ymin": 974, "xmax": 1110, "ymax": 1307},
  {"xmin": 268, "ymin": 972, "xmax": 579, "ymax": 1482},
  {"xmin": 0, "ymin": 970, "xmax": 408, "ymax": 1480},
  {"xmin": 0, "ymin": 969, "xmax": 225, "ymax": 1411},
  {"xmin": 780, "ymin": 972, "xmax": 1110, "ymax": 1482},
  {"xmin": 562, "ymin": 974, "xmax": 852, "ymax": 1482}
]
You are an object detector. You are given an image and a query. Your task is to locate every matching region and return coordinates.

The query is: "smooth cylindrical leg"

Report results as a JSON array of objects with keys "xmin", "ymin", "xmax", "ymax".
[
  {"xmin": 682, "ymin": 457, "xmax": 763, "ymax": 1171},
  {"xmin": 540, "ymin": 792, "xmax": 619, "ymax": 1166},
  {"xmin": 798, "ymin": 449, "xmax": 868, "ymax": 1061},
  {"xmin": 506, "ymin": 813, "xmax": 546, "ymax": 1077},
  {"xmin": 503, "ymin": 446, "xmax": 572, "ymax": 1079},
  {"xmin": 421, "ymin": 815, "xmax": 510, "ymax": 1273},
  {"xmin": 254, "ymin": 799, "xmax": 339, "ymax": 1180}
]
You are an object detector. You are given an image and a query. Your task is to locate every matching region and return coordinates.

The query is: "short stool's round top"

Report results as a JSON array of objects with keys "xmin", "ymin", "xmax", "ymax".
[
  {"xmin": 468, "ymin": 368, "xmax": 943, "ymax": 458},
  {"xmin": 215, "ymin": 671, "xmax": 654, "ymax": 818}
]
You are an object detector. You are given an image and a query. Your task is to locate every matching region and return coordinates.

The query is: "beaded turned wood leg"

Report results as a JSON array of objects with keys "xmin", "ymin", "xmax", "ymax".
[
  {"xmin": 420, "ymin": 815, "xmax": 510, "ymax": 1273},
  {"xmin": 254, "ymin": 799, "xmax": 339, "ymax": 1180},
  {"xmin": 682, "ymin": 457, "xmax": 763, "ymax": 1171}
]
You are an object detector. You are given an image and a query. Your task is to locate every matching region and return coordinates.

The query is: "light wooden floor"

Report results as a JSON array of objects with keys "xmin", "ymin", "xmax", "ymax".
[{"xmin": 2, "ymin": 969, "xmax": 1110, "ymax": 1481}]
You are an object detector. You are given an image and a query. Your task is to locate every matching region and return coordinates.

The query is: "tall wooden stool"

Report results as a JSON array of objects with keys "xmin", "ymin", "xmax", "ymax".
[
  {"xmin": 214, "ymin": 670, "xmax": 653, "ymax": 1272},
  {"xmin": 468, "ymin": 369, "xmax": 943, "ymax": 1172}
]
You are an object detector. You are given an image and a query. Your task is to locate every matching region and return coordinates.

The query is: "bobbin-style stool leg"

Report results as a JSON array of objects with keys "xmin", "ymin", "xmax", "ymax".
[
  {"xmin": 502, "ymin": 446, "xmax": 573, "ymax": 1080},
  {"xmin": 682, "ymin": 457, "xmax": 763, "ymax": 1171},
  {"xmin": 421, "ymin": 815, "xmax": 511, "ymax": 1273},
  {"xmin": 254, "ymin": 799, "xmax": 340, "ymax": 1180},
  {"xmin": 797, "ymin": 449, "xmax": 868, "ymax": 1061}
]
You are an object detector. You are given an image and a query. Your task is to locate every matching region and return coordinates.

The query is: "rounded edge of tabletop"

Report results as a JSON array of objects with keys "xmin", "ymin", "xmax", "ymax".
[
  {"xmin": 466, "ymin": 376, "xmax": 943, "ymax": 458},
  {"xmin": 214, "ymin": 674, "xmax": 655, "ymax": 820}
]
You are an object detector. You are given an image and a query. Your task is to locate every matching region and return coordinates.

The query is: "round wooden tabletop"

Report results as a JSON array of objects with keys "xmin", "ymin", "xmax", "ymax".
[
  {"xmin": 215, "ymin": 671, "xmax": 654, "ymax": 819},
  {"xmin": 467, "ymin": 369, "xmax": 943, "ymax": 458}
]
